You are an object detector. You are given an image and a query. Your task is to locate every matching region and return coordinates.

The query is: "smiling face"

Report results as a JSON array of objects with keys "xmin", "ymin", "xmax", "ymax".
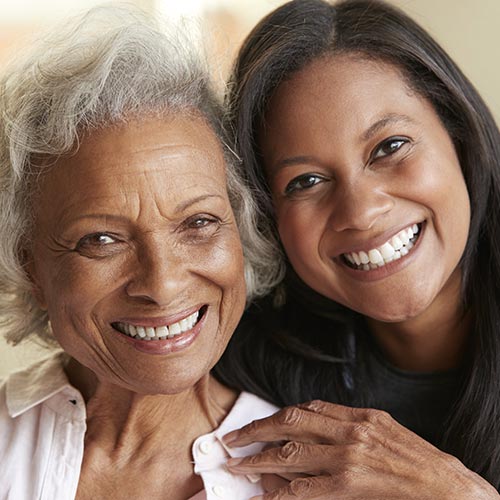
[
  {"xmin": 260, "ymin": 54, "xmax": 470, "ymax": 323},
  {"xmin": 29, "ymin": 114, "xmax": 246, "ymax": 395}
]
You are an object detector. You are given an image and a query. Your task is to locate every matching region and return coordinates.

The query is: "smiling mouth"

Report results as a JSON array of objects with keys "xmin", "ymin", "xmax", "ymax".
[
  {"xmin": 342, "ymin": 223, "xmax": 423, "ymax": 271},
  {"xmin": 112, "ymin": 306, "xmax": 207, "ymax": 341}
]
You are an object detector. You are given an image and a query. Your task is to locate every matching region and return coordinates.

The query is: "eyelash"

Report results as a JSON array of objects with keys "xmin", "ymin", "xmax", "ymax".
[
  {"xmin": 76, "ymin": 233, "xmax": 117, "ymax": 249},
  {"xmin": 370, "ymin": 136, "xmax": 409, "ymax": 162},
  {"xmin": 182, "ymin": 215, "xmax": 222, "ymax": 239},
  {"xmin": 283, "ymin": 136, "xmax": 410, "ymax": 196},
  {"xmin": 284, "ymin": 174, "xmax": 327, "ymax": 196}
]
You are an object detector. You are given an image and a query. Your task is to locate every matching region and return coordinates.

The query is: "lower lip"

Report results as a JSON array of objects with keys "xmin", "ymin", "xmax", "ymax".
[
  {"xmin": 116, "ymin": 312, "xmax": 207, "ymax": 355},
  {"xmin": 339, "ymin": 224, "xmax": 425, "ymax": 282}
]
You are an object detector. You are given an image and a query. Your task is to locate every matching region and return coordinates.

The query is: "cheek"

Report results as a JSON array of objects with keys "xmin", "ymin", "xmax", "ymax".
[
  {"xmin": 277, "ymin": 203, "xmax": 324, "ymax": 267},
  {"xmin": 200, "ymin": 233, "xmax": 246, "ymax": 306}
]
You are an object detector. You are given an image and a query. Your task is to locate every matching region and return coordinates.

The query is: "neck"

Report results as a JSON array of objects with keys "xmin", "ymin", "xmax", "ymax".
[
  {"xmin": 65, "ymin": 358, "xmax": 236, "ymax": 457},
  {"xmin": 366, "ymin": 269, "xmax": 471, "ymax": 372}
]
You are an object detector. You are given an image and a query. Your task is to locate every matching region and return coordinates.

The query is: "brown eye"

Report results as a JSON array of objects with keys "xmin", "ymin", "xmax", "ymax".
[
  {"xmin": 372, "ymin": 137, "xmax": 409, "ymax": 160},
  {"xmin": 284, "ymin": 174, "xmax": 326, "ymax": 196},
  {"xmin": 185, "ymin": 215, "xmax": 220, "ymax": 229},
  {"xmin": 75, "ymin": 233, "xmax": 123, "ymax": 257}
]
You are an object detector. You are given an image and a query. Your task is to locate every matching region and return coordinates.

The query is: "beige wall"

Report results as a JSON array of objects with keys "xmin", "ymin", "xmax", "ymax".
[{"xmin": 1, "ymin": 0, "xmax": 498, "ymax": 377}]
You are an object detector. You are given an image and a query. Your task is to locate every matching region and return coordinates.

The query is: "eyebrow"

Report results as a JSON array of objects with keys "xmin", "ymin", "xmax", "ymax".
[
  {"xmin": 269, "ymin": 113, "xmax": 415, "ymax": 176},
  {"xmin": 173, "ymin": 194, "xmax": 225, "ymax": 214},
  {"xmin": 269, "ymin": 156, "xmax": 318, "ymax": 177},
  {"xmin": 67, "ymin": 194, "xmax": 225, "ymax": 224},
  {"xmin": 361, "ymin": 113, "xmax": 415, "ymax": 141}
]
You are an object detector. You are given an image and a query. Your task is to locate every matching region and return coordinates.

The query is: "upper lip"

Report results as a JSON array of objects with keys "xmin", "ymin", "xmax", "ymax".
[
  {"xmin": 112, "ymin": 304, "xmax": 205, "ymax": 328},
  {"xmin": 333, "ymin": 221, "xmax": 424, "ymax": 258}
]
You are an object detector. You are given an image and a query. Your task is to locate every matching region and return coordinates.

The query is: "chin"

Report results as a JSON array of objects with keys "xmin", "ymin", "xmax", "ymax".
[{"xmin": 358, "ymin": 294, "xmax": 436, "ymax": 324}]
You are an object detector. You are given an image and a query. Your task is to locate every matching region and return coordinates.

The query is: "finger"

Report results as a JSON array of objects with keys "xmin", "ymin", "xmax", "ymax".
[
  {"xmin": 223, "ymin": 406, "xmax": 339, "ymax": 447},
  {"xmin": 261, "ymin": 473, "xmax": 290, "ymax": 492},
  {"xmin": 227, "ymin": 441, "xmax": 342, "ymax": 475},
  {"xmin": 261, "ymin": 472, "xmax": 311, "ymax": 492},
  {"xmin": 250, "ymin": 475, "xmax": 336, "ymax": 500},
  {"xmin": 223, "ymin": 403, "xmax": 397, "ymax": 448},
  {"xmin": 299, "ymin": 400, "xmax": 397, "ymax": 433}
]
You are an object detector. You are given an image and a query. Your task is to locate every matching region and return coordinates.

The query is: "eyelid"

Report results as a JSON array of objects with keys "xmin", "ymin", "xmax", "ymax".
[
  {"xmin": 75, "ymin": 232, "xmax": 119, "ymax": 250},
  {"xmin": 284, "ymin": 173, "xmax": 328, "ymax": 196},
  {"xmin": 370, "ymin": 136, "xmax": 410, "ymax": 162}
]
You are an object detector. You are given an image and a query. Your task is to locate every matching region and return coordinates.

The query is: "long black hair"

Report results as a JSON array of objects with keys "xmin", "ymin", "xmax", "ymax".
[{"xmin": 214, "ymin": 0, "xmax": 500, "ymax": 487}]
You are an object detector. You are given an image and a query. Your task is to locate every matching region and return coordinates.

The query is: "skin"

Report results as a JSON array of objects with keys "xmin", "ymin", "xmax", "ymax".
[
  {"xmin": 28, "ymin": 114, "xmax": 247, "ymax": 500},
  {"xmin": 224, "ymin": 55, "xmax": 499, "ymax": 498}
]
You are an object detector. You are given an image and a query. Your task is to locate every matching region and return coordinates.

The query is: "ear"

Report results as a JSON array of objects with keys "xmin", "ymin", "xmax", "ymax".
[{"xmin": 23, "ymin": 250, "xmax": 48, "ymax": 311}]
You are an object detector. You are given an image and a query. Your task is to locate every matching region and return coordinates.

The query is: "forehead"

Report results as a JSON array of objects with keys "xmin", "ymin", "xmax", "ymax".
[
  {"xmin": 265, "ymin": 54, "xmax": 420, "ymax": 125},
  {"xmin": 33, "ymin": 113, "xmax": 229, "ymax": 222},
  {"xmin": 261, "ymin": 54, "xmax": 437, "ymax": 149}
]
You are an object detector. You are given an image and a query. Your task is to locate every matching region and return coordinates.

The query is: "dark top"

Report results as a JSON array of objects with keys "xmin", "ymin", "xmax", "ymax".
[{"xmin": 363, "ymin": 342, "xmax": 461, "ymax": 444}]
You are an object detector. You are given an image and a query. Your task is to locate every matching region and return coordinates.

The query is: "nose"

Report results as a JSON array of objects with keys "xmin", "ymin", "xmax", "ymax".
[
  {"xmin": 328, "ymin": 178, "xmax": 394, "ymax": 232},
  {"xmin": 125, "ymin": 237, "xmax": 187, "ymax": 305}
]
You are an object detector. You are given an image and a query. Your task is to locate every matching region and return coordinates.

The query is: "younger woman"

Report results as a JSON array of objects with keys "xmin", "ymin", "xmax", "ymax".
[{"xmin": 215, "ymin": 0, "xmax": 500, "ymax": 497}]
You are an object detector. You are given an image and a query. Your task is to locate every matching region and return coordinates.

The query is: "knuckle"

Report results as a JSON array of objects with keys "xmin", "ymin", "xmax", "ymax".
[
  {"xmin": 277, "ymin": 441, "xmax": 304, "ymax": 464},
  {"xmin": 301, "ymin": 399, "xmax": 327, "ymax": 413},
  {"xmin": 364, "ymin": 408, "xmax": 391, "ymax": 426},
  {"xmin": 442, "ymin": 452, "xmax": 462, "ymax": 469},
  {"xmin": 277, "ymin": 406, "xmax": 303, "ymax": 427},
  {"xmin": 243, "ymin": 453, "xmax": 261, "ymax": 466},
  {"xmin": 348, "ymin": 422, "xmax": 372, "ymax": 442},
  {"xmin": 244, "ymin": 418, "xmax": 263, "ymax": 435},
  {"xmin": 288, "ymin": 477, "xmax": 317, "ymax": 496}
]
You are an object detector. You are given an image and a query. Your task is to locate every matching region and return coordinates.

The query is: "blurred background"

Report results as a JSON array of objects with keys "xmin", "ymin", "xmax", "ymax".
[{"xmin": 0, "ymin": 0, "xmax": 499, "ymax": 376}]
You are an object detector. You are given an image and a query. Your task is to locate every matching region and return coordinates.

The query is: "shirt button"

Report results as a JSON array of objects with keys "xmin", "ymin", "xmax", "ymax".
[
  {"xmin": 212, "ymin": 485, "xmax": 226, "ymax": 497},
  {"xmin": 198, "ymin": 440, "xmax": 212, "ymax": 455}
]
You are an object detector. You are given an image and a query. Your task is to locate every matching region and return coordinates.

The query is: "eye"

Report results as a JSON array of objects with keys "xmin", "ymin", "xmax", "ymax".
[
  {"xmin": 185, "ymin": 215, "xmax": 220, "ymax": 229},
  {"xmin": 284, "ymin": 174, "xmax": 327, "ymax": 196},
  {"xmin": 75, "ymin": 232, "xmax": 122, "ymax": 257},
  {"xmin": 371, "ymin": 137, "xmax": 409, "ymax": 161}
]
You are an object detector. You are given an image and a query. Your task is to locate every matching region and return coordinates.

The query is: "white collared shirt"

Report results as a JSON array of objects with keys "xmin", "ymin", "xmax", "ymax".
[{"xmin": 0, "ymin": 352, "xmax": 278, "ymax": 500}]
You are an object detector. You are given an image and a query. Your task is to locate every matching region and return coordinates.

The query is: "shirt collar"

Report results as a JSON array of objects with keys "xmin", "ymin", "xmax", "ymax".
[
  {"xmin": 6, "ymin": 350, "xmax": 75, "ymax": 417},
  {"xmin": 214, "ymin": 391, "xmax": 279, "ymax": 459}
]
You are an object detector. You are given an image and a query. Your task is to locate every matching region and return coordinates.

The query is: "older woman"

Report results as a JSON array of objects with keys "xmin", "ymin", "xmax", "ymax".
[{"xmin": 0, "ymin": 7, "xmax": 280, "ymax": 500}]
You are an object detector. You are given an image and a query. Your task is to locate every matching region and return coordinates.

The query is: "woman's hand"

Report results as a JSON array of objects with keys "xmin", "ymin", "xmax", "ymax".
[{"xmin": 223, "ymin": 401, "xmax": 499, "ymax": 500}]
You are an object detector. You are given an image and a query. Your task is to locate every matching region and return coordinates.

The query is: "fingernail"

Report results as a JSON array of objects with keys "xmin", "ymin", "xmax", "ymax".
[
  {"xmin": 226, "ymin": 457, "xmax": 244, "ymax": 468},
  {"xmin": 250, "ymin": 496, "xmax": 264, "ymax": 500},
  {"xmin": 222, "ymin": 430, "xmax": 239, "ymax": 445}
]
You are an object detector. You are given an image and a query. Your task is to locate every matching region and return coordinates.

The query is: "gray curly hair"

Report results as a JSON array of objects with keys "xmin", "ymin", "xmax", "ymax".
[{"xmin": 0, "ymin": 6, "xmax": 284, "ymax": 346}]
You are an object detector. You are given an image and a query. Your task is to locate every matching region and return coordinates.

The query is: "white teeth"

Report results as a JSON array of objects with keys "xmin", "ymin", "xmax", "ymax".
[
  {"xmin": 169, "ymin": 322, "xmax": 181, "ymax": 335},
  {"xmin": 156, "ymin": 325, "xmax": 169, "ymax": 337},
  {"xmin": 359, "ymin": 251, "xmax": 370, "ymax": 265},
  {"xmin": 379, "ymin": 242, "xmax": 395, "ymax": 260},
  {"xmin": 115, "ymin": 310, "xmax": 200, "ymax": 341},
  {"xmin": 391, "ymin": 236, "xmax": 403, "ymax": 250},
  {"xmin": 344, "ymin": 224, "xmax": 420, "ymax": 271},
  {"xmin": 368, "ymin": 249, "xmax": 383, "ymax": 264}
]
